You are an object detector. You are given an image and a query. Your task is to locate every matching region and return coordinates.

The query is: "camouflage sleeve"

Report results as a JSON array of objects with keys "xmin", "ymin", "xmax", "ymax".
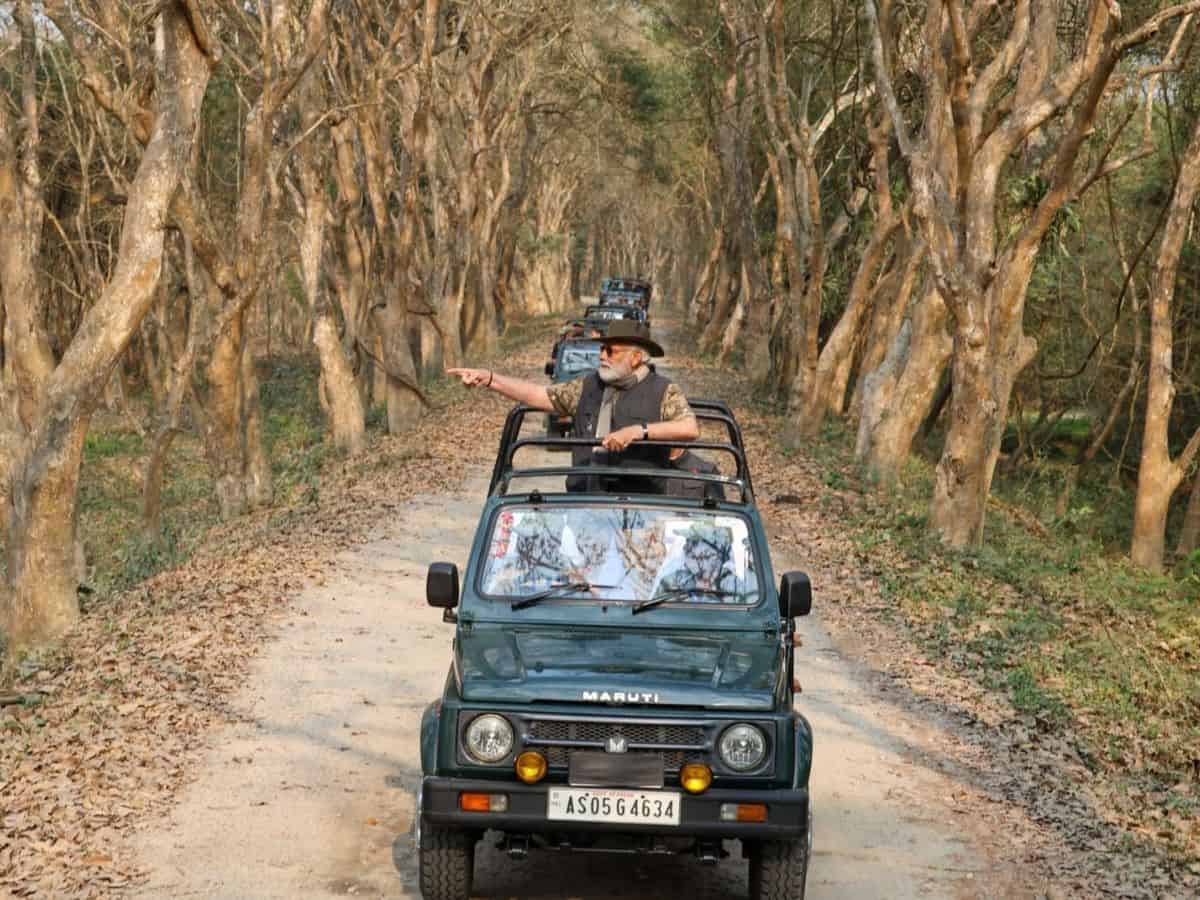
[
  {"xmin": 659, "ymin": 383, "xmax": 695, "ymax": 422},
  {"xmin": 546, "ymin": 377, "xmax": 585, "ymax": 416}
]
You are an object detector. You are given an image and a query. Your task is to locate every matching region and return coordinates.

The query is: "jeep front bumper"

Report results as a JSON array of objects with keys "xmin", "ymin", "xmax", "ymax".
[{"xmin": 420, "ymin": 776, "xmax": 809, "ymax": 841}]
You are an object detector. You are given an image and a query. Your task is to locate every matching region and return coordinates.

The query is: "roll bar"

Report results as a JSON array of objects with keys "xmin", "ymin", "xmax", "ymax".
[{"xmin": 486, "ymin": 399, "xmax": 755, "ymax": 503}]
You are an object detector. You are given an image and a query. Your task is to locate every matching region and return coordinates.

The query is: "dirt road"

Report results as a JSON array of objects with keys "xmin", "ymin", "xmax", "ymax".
[{"xmin": 129, "ymin": 451, "xmax": 1019, "ymax": 898}]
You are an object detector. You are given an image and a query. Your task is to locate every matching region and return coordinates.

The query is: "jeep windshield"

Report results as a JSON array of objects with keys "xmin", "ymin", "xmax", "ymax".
[
  {"xmin": 586, "ymin": 305, "xmax": 638, "ymax": 321},
  {"xmin": 479, "ymin": 506, "xmax": 762, "ymax": 606},
  {"xmin": 556, "ymin": 341, "xmax": 602, "ymax": 379}
]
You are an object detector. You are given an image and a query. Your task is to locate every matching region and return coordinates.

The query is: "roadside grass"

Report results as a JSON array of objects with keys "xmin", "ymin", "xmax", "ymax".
[
  {"xmin": 795, "ymin": 418, "xmax": 1200, "ymax": 859},
  {"xmin": 79, "ymin": 418, "xmax": 208, "ymax": 599}
]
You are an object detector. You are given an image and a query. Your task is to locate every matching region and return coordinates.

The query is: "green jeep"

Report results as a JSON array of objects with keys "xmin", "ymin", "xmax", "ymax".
[
  {"xmin": 542, "ymin": 338, "xmax": 602, "ymax": 438},
  {"xmin": 416, "ymin": 401, "xmax": 814, "ymax": 899}
]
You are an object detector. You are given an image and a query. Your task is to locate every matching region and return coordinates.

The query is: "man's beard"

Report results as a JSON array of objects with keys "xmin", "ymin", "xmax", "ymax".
[{"xmin": 598, "ymin": 359, "xmax": 638, "ymax": 386}]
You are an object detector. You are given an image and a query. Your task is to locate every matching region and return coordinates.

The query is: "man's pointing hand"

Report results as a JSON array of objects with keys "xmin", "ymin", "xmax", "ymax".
[{"xmin": 446, "ymin": 367, "xmax": 492, "ymax": 388}]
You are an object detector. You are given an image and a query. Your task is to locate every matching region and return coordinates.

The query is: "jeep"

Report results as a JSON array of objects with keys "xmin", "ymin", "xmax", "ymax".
[
  {"xmin": 542, "ymin": 338, "xmax": 602, "ymax": 438},
  {"xmin": 416, "ymin": 402, "xmax": 814, "ymax": 899},
  {"xmin": 584, "ymin": 303, "xmax": 649, "ymax": 326},
  {"xmin": 599, "ymin": 276, "xmax": 652, "ymax": 311}
]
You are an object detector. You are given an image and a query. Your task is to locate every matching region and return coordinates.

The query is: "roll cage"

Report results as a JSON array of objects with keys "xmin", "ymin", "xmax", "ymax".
[{"xmin": 487, "ymin": 399, "xmax": 754, "ymax": 505}]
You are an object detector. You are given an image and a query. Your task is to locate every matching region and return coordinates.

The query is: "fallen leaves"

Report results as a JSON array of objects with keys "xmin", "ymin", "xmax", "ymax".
[{"xmin": 0, "ymin": 331, "xmax": 549, "ymax": 898}]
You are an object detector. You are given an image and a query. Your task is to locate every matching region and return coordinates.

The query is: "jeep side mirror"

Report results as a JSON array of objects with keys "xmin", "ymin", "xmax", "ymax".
[
  {"xmin": 544, "ymin": 362, "xmax": 555, "ymax": 376},
  {"xmin": 427, "ymin": 562, "xmax": 460, "ymax": 609},
  {"xmin": 779, "ymin": 571, "xmax": 812, "ymax": 618}
]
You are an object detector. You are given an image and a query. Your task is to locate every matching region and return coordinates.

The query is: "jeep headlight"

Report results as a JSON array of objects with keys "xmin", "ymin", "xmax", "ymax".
[
  {"xmin": 464, "ymin": 714, "xmax": 514, "ymax": 764},
  {"xmin": 718, "ymin": 724, "xmax": 767, "ymax": 771}
]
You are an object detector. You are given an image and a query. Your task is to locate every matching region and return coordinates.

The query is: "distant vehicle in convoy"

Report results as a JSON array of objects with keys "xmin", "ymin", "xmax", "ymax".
[
  {"xmin": 599, "ymin": 276, "xmax": 652, "ymax": 311},
  {"xmin": 542, "ymin": 338, "xmax": 603, "ymax": 437},
  {"xmin": 584, "ymin": 303, "xmax": 647, "ymax": 326},
  {"xmin": 415, "ymin": 401, "xmax": 815, "ymax": 900}
]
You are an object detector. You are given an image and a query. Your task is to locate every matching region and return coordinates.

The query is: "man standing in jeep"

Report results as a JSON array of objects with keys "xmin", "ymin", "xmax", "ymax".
[{"xmin": 448, "ymin": 320, "xmax": 698, "ymax": 491}]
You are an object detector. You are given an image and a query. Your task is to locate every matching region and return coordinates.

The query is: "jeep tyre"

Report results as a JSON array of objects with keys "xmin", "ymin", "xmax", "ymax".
[
  {"xmin": 418, "ymin": 825, "xmax": 476, "ymax": 900},
  {"xmin": 747, "ymin": 838, "xmax": 809, "ymax": 900}
]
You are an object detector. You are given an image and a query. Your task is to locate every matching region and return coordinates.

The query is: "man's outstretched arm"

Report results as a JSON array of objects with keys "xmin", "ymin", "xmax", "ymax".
[{"xmin": 446, "ymin": 367, "xmax": 555, "ymax": 412}]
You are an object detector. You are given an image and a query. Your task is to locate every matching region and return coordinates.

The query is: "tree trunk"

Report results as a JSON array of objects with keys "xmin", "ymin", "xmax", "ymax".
[
  {"xmin": 687, "ymin": 232, "xmax": 722, "ymax": 327},
  {"xmin": 372, "ymin": 332, "xmax": 389, "ymax": 406},
  {"xmin": 0, "ymin": 0, "xmax": 56, "ymax": 529},
  {"xmin": 380, "ymin": 291, "xmax": 424, "ymax": 435},
  {"xmin": 929, "ymin": 333, "xmax": 995, "ymax": 545},
  {"xmin": 1131, "ymin": 113, "xmax": 1200, "ymax": 570},
  {"xmin": 929, "ymin": 287, "xmax": 1039, "ymax": 545},
  {"xmin": 700, "ymin": 261, "xmax": 739, "ymax": 353},
  {"xmin": 200, "ymin": 310, "xmax": 271, "ymax": 518},
  {"xmin": 295, "ymin": 78, "xmax": 365, "ymax": 456},
  {"xmin": 851, "ymin": 234, "xmax": 925, "ymax": 415},
  {"xmin": 1176, "ymin": 473, "xmax": 1200, "ymax": 559},
  {"xmin": 240, "ymin": 336, "xmax": 271, "ymax": 509},
  {"xmin": 6, "ymin": 417, "xmax": 89, "ymax": 648},
  {"xmin": 794, "ymin": 217, "xmax": 899, "ymax": 440},
  {"xmin": 855, "ymin": 286, "xmax": 951, "ymax": 482},
  {"xmin": 717, "ymin": 263, "xmax": 749, "ymax": 363},
  {"xmin": 330, "ymin": 118, "xmax": 375, "ymax": 403},
  {"xmin": 203, "ymin": 314, "xmax": 251, "ymax": 518},
  {"xmin": 313, "ymin": 313, "xmax": 365, "ymax": 455},
  {"xmin": 436, "ymin": 292, "xmax": 465, "ymax": 370},
  {"xmin": 418, "ymin": 316, "xmax": 442, "ymax": 379},
  {"xmin": 143, "ymin": 235, "xmax": 207, "ymax": 538}
]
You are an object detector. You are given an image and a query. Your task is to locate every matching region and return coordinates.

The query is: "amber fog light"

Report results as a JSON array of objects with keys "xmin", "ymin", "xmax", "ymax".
[
  {"xmin": 680, "ymin": 763, "xmax": 713, "ymax": 794},
  {"xmin": 515, "ymin": 751, "xmax": 548, "ymax": 784}
]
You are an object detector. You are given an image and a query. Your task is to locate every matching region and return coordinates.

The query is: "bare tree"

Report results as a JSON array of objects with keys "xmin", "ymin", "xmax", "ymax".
[
  {"xmin": 2, "ymin": 0, "xmax": 214, "ymax": 651},
  {"xmin": 863, "ymin": 0, "xmax": 1200, "ymax": 544}
]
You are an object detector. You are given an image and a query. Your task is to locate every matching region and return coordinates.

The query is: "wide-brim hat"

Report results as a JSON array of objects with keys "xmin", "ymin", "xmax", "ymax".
[{"xmin": 598, "ymin": 319, "xmax": 663, "ymax": 357}]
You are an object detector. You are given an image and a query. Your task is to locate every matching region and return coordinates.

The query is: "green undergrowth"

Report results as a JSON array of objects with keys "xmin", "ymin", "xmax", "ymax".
[
  {"xmin": 77, "ymin": 354, "xmax": 338, "ymax": 600},
  {"xmin": 67, "ymin": 315, "xmax": 559, "ymax": 608},
  {"xmin": 796, "ymin": 418, "xmax": 1200, "ymax": 858}
]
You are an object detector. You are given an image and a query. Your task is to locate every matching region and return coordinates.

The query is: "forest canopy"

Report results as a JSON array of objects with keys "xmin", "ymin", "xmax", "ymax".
[{"xmin": 1, "ymin": 0, "xmax": 1199, "ymax": 652}]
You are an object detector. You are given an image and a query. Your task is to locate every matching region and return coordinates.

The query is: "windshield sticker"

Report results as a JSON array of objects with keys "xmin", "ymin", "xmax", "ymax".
[{"xmin": 481, "ymin": 507, "xmax": 760, "ymax": 604}]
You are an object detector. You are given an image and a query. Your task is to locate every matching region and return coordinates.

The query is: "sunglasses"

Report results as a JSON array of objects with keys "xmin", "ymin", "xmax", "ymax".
[{"xmin": 600, "ymin": 344, "xmax": 637, "ymax": 358}]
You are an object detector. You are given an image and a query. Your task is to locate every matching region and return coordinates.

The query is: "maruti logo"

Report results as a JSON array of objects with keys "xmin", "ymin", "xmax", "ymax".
[{"xmin": 581, "ymin": 690, "xmax": 661, "ymax": 704}]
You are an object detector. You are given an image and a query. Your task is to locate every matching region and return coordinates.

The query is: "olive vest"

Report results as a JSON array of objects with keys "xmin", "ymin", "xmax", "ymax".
[{"xmin": 569, "ymin": 369, "xmax": 671, "ymax": 492}]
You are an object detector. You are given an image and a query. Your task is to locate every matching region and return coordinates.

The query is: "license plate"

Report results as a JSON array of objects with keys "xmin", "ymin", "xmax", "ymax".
[{"xmin": 546, "ymin": 787, "xmax": 680, "ymax": 825}]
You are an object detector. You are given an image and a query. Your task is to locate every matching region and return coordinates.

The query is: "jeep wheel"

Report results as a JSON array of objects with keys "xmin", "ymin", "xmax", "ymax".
[
  {"xmin": 418, "ymin": 825, "xmax": 476, "ymax": 900},
  {"xmin": 747, "ymin": 837, "xmax": 808, "ymax": 900}
]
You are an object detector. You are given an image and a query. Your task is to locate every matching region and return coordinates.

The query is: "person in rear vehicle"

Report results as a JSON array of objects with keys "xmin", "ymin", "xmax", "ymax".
[
  {"xmin": 550, "ymin": 320, "xmax": 603, "ymax": 358},
  {"xmin": 447, "ymin": 320, "xmax": 698, "ymax": 492},
  {"xmin": 666, "ymin": 446, "xmax": 727, "ymax": 501}
]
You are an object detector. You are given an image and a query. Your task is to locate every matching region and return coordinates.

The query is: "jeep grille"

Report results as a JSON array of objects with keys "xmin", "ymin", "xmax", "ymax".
[{"xmin": 522, "ymin": 718, "xmax": 709, "ymax": 772}]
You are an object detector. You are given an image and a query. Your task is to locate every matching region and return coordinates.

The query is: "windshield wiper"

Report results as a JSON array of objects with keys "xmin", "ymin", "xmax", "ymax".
[
  {"xmin": 511, "ymin": 581, "xmax": 616, "ymax": 611},
  {"xmin": 631, "ymin": 587, "xmax": 741, "ymax": 615}
]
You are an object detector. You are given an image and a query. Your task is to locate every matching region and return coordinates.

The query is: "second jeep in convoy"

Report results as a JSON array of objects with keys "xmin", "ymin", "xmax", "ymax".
[{"xmin": 542, "ymin": 338, "xmax": 603, "ymax": 438}]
